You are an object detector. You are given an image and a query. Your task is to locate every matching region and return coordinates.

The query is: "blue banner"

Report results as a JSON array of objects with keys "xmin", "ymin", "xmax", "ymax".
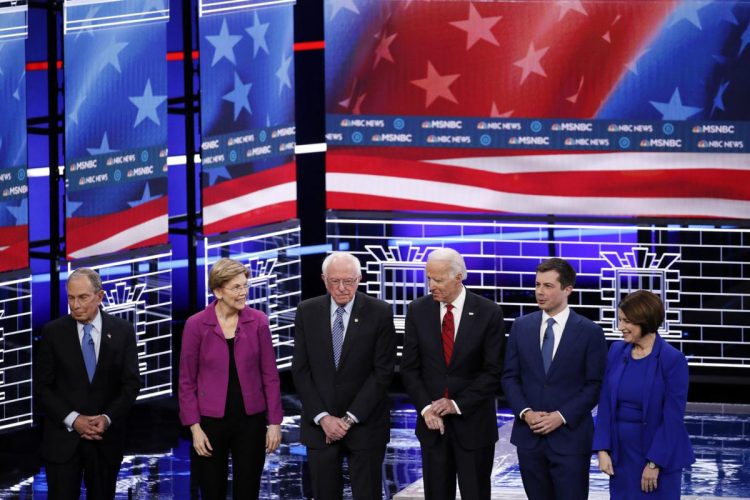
[
  {"xmin": 0, "ymin": 5, "xmax": 28, "ymax": 273},
  {"xmin": 64, "ymin": 1, "xmax": 169, "ymax": 260},
  {"xmin": 198, "ymin": 3, "xmax": 297, "ymax": 235}
]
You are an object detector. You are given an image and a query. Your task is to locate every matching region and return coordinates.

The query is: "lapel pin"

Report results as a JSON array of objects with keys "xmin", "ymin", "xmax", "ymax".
[
  {"xmin": 107, "ymin": 334, "xmax": 112, "ymax": 339},
  {"xmin": 354, "ymin": 318, "xmax": 359, "ymax": 323},
  {"xmin": 468, "ymin": 312, "xmax": 475, "ymax": 316}
]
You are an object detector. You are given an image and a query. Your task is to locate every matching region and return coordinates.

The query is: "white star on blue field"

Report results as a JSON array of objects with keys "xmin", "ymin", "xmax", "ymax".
[
  {"xmin": 6, "ymin": 199, "xmax": 28, "ymax": 225},
  {"xmin": 246, "ymin": 11, "xmax": 270, "ymax": 57},
  {"xmin": 87, "ymin": 132, "xmax": 118, "ymax": 156},
  {"xmin": 206, "ymin": 18, "xmax": 242, "ymax": 66},
  {"xmin": 650, "ymin": 88, "xmax": 703, "ymax": 120},
  {"xmin": 129, "ymin": 79, "xmax": 168, "ymax": 127},
  {"xmin": 223, "ymin": 72, "xmax": 253, "ymax": 120},
  {"xmin": 128, "ymin": 183, "xmax": 162, "ymax": 208}
]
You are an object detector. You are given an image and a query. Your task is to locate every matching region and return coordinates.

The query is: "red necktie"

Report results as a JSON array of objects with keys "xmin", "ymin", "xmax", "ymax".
[{"xmin": 441, "ymin": 303, "xmax": 455, "ymax": 385}]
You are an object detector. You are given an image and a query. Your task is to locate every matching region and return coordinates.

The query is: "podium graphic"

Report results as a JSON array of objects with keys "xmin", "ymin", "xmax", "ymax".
[{"xmin": 600, "ymin": 247, "xmax": 681, "ymax": 338}]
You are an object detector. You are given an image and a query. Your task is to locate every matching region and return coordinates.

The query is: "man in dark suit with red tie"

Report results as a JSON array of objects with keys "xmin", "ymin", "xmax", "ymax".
[
  {"xmin": 36, "ymin": 268, "xmax": 141, "ymax": 499},
  {"xmin": 501, "ymin": 258, "xmax": 607, "ymax": 500},
  {"xmin": 401, "ymin": 248, "xmax": 505, "ymax": 500},
  {"xmin": 292, "ymin": 252, "xmax": 397, "ymax": 499}
]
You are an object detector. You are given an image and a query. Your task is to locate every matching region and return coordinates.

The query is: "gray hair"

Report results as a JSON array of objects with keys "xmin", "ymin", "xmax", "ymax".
[
  {"xmin": 427, "ymin": 248, "xmax": 467, "ymax": 281},
  {"xmin": 322, "ymin": 252, "xmax": 362, "ymax": 276},
  {"xmin": 68, "ymin": 268, "xmax": 103, "ymax": 293}
]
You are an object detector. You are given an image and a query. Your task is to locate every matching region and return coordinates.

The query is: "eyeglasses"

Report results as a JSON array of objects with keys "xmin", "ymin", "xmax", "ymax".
[
  {"xmin": 223, "ymin": 283, "xmax": 250, "ymax": 294},
  {"xmin": 326, "ymin": 277, "xmax": 359, "ymax": 287}
]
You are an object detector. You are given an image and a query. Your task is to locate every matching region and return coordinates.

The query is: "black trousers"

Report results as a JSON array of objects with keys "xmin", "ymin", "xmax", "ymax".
[
  {"xmin": 307, "ymin": 441, "xmax": 386, "ymax": 500},
  {"xmin": 191, "ymin": 412, "xmax": 267, "ymax": 500},
  {"xmin": 45, "ymin": 440, "xmax": 122, "ymax": 500},
  {"xmin": 420, "ymin": 426, "xmax": 495, "ymax": 500}
]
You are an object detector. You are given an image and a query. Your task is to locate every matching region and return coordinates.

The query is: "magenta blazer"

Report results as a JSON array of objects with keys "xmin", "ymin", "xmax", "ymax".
[{"xmin": 178, "ymin": 300, "xmax": 283, "ymax": 426}]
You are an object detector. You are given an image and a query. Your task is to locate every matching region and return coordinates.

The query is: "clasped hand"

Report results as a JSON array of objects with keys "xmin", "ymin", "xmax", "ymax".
[
  {"xmin": 73, "ymin": 414, "xmax": 108, "ymax": 440},
  {"xmin": 321, "ymin": 415, "xmax": 351, "ymax": 444},
  {"xmin": 423, "ymin": 398, "xmax": 457, "ymax": 435},
  {"xmin": 524, "ymin": 410, "xmax": 563, "ymax": 435}
]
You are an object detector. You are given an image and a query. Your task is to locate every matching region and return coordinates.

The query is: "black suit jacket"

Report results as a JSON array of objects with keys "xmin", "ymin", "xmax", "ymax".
[
  {"xmin": 292, "ymin": 292, "xmax": 397, "ymax": 450},
  {"xmin": 35, "ymin": 310, "xmax": 141, "ymax": 463},
  {"xmin": 400, "ymin": 290, "xmax": 505, "ymax": 450}
]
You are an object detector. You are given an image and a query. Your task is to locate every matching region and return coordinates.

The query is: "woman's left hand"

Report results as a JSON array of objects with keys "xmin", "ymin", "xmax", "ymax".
[
  {"xmin": 641, "ymin": 464, "xmax": 660, "ymax": 493},
  {"xmin": 266, "ymin": 424, "xmax": 281, "ymax": 453}
]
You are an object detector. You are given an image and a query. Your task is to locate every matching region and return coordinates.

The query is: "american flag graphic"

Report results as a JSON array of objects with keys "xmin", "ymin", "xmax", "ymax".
[
  {"xmin": 64, "ymin": 7, "xmax": 169, "ymax": 260},
  {"xmin": 199, "ymin": 5, "xmax": 297, "ymax": 236},
  {"xmin": 324, "ymin": 0, "xmax": 750, "ymax": 219}
]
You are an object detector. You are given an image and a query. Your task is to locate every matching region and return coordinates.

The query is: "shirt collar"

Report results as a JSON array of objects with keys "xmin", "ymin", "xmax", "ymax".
[
  {"xmin": 78, "ymin": 309, "xmax": 103, "ymax": 333},
  {"xmin": 443, "ymin": 286, "xmax": 467, "ymax": 311},
  {"xmin": 542, "ymin": 306, "xmax": 570, "ymax": 329}
]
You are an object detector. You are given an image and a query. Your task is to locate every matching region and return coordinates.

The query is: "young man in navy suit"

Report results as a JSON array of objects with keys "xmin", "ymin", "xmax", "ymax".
[
  {"xmin": 502, "ymin": 258, "xmax": 607, "ymax": 500},
  {"xmin": 36, "ymin": 268, "xmax": 141, "ymax": 499},
  {"xmin": 401, "ymin": 248, "xmax": 505, "ymax": 500}
]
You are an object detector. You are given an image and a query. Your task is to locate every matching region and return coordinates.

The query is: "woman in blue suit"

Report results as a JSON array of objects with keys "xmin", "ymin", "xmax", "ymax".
[{"xmin": 593, "ymin": 290, "xmax": 694, "ymax": 499}]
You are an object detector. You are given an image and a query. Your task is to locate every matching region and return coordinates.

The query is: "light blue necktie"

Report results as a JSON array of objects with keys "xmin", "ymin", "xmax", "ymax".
[
  {"xmin": 542, "ymin": 318, "xmax": 555, "ymax": 374},
  {"xmin": 82, "ymin": 323, "xmax": 97, "ymax": 382},
  {"xmin": 332, "ymin": 307, "xmax": 345, "ymax": 368}
]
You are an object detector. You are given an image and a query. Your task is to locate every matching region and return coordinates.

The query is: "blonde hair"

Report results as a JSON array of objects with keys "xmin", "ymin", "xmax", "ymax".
[{"xmin": 208, "ymin": 258, "xmax": 249, "ymax": 291}]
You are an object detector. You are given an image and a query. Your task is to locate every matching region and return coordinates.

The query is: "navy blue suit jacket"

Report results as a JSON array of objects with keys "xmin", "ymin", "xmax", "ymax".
[
  {"xmin": 592, "ymin": 334, "xmax": 695, "ymax": 472},
  {"xmin": 502, "ymin": 309, "xmax": 607, "ymax": 455}
]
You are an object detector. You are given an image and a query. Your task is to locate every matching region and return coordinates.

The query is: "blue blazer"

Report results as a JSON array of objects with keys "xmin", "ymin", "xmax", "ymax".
[
  {"xmin": 592, "ymin": 334, "xmax": 695, "ymax": 472},
  {"xmin": 502, "ymin": 309, "xmax": 607, "ymax": 455}
]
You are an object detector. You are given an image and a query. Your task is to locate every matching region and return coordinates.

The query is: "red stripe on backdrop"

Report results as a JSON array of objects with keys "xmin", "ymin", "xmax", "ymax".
[
  {"xmin": 326, "ymin": 154, "xmax": 750, "ymax": 200},
  {"xmin": 202, "ymin": 162, "xmax": 296, "ymax": 205},
  {"xmin": 26, "ymin": 41, "xmax": 324, "ymax": 71},
  {"xmin": 203, "ymin": 201, "xmax": 297, "ymax": 235},
  {"xmin": 66, "ymin": 197, "xmax": 168, "ymax": 257},
  {"xmin": 0, "ymin": 225, "xmax": 29, "ymax": 273},
  {"xmin": 326, "ymin": 192, "xmax": 498, "ymax": 213}
]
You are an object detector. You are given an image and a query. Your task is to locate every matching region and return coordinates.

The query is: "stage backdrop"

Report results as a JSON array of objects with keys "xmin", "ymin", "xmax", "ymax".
[
  {"xmin": 63, "ymin": 0, "xmax": 170, "ymax": 260},
  {"xmin": 0, "ymin": 3, "xmax": 28, "ymax": 274},
  {"xmin": 199, "ymin": 0, "xmax": 297, "ymax": 235},
  {"xmin": 324, "ymin": 0, "xmax": 750, "ymax": 219}
]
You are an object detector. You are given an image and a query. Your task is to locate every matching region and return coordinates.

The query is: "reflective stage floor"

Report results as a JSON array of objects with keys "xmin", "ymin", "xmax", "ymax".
[{"xmin": 1, "ymin": 398, "xmax": 748, "ymax": 499}]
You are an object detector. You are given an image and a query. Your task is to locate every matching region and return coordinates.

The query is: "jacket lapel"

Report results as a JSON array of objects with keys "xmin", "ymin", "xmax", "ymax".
[
  {"xmin": 320, "ymin": 295, "xmax": 338, "ymax": 372},
  {"xmin": 235, "ymin": 306, "xmax": 257, "ymax": 345},
  {"xmin": 641, "ymin": 335, "xmax": 663, "ymax": 419},
  {"xmin": 95, "ymin": 312, "xmax": 114, "ymax": 384},
  {"xmin": 546, "ymin": 311, "xmax": 581, "ymax": 378},
  {"xmin": 66, "ymin": 316, "xmax": 91, "ymax": 384},
  {"xmin": 523, "ymin": 311, "xmax": 547, "ymax": 377},
  {"xmin": 338, "ymin": 293, "xmax": 363, "ymax": 369},
  {"xmin": 450, "ymin": 291, "xmax": 476, "ymax": 368}
]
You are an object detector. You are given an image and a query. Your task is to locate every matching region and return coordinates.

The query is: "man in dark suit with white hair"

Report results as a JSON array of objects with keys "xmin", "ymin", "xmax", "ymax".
[{"xmin": 401, "ymin": 248, "xmax": 505, "ymax": 500}]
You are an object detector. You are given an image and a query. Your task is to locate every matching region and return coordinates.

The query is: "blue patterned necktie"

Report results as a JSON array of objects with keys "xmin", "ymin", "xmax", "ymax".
[
  {"xmin": 82, "ymin": 323, "xmax": 97, "ymax": 382},
  {"xmin": 542, "ymin": 317, "xmax": 555, "ymax": 374},
  {"xmin": 332, "ymin": 307, "xmax": 346, "ymax": 368}
]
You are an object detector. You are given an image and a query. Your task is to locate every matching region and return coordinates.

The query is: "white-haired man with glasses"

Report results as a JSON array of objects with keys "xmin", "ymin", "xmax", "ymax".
[{"xmin": 292, "ymin": 251, "xmax": 397, "ymax": 500}]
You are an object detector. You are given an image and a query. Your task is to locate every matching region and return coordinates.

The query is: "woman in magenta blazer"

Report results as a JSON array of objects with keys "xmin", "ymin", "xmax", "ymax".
[
  {"xmin": 593, "ymin": 290, "xmax": 694, "ymax": 499},
  {"xmin": 179, "ymin": 258, "xmax": 283, "ymax": 499}
]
